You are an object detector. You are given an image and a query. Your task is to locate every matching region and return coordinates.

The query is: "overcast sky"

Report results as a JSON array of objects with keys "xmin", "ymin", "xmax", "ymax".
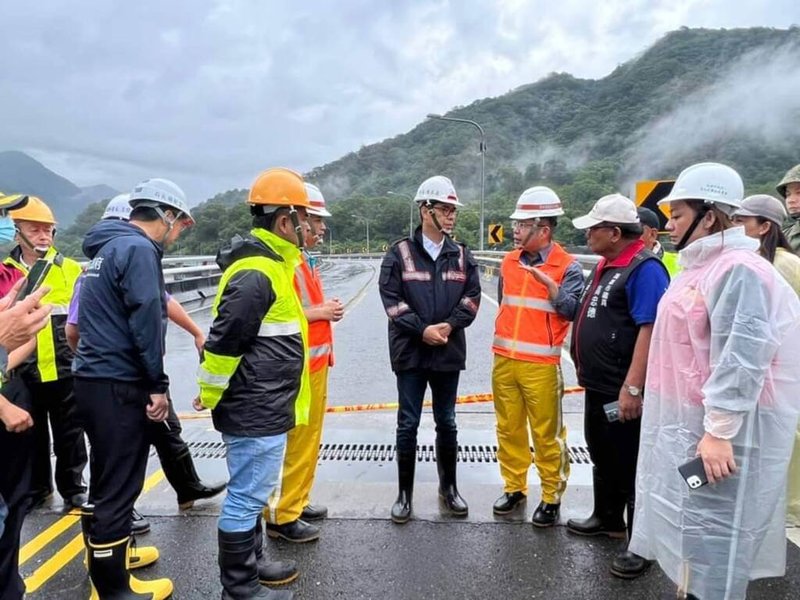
[{"xmin": 0, "ymin": 0, "xmax": 795, "ymax": 204}]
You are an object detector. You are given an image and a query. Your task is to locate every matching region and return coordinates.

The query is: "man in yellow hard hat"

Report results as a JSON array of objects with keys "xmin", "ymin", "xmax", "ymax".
[
  {"xmin": 197, "ymin": 167, "xmax": 311, "ymax": 597},
  {"xmin": 1, "ymin": 196, "xmax": 87, "ymax": 511}
]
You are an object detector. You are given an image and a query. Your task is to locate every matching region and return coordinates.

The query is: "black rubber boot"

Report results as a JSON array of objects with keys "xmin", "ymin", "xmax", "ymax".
[
  {"xmin": 254, "ymin": 520, "xmax": 299, "ymax": 586},
  {"xmin": 87, "ymin": 537, "xmax": 173, "ymax": 599},
  {"xmin": 391, "ymin": 450, "xmax": 416, "ymax": 524},
  {"xmin": 161, "ymin": 448, "xmax": 227, "ymax": 510},
  {"xmin": 219, "ymin": 528, "xmax": 293, "ymax": 599},
  {"xmin": 435, "ymin": 444, "xmax": 468, "ymax": 517},
  {"xmin": 566, "ymin": 468, "xmax": 626, "ymax": 538}
]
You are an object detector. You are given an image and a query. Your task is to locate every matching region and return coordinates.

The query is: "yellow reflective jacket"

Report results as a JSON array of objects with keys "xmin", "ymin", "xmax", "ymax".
[
  {"xmin": 198, "ymin": 228, "xmax": 310, "ymax": 436},
  {"xmin": 4, "ymin": 246, "xmax": 81, "ymax": 382}
]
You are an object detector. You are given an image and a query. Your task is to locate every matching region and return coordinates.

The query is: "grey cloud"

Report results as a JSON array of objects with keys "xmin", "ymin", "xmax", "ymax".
[{"xmin": 0, "ymin": 0, "xmax": 795, "ymax": 204}]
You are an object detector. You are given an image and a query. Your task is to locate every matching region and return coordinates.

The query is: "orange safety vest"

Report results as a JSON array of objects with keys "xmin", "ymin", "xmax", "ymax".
[
  {"xmin": 492, "ymin": 244, "xmax": 574, "ymax": 364},
  {"xmin": 294, "ymin": 257, "xmax": 334, "ymax": 372}
]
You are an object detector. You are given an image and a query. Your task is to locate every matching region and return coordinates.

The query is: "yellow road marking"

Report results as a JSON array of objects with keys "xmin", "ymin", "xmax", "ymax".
[
  {"xmin": 23, "ymin": 533, "xmax": 84, "ymax": 593},
  {"xmin": 19, "ymin": 512, "xmax": 80, "ymax": 566},
  {"xmin": 22, "ymin": 469, "xmax": 166, "ymax": 593}
]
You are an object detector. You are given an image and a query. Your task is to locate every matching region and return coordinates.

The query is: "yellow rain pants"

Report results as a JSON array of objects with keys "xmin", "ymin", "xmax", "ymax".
[
  {"xmin": 265, "ymin": 365, "xmax": 328, "ymax": 524},
  {"xmin": 788, "ymin": 428, "xmax": 800, "ymax": 526},
  {"xmin": 492, "ymin": 355, "xmax": 569, "ymax": 504}
]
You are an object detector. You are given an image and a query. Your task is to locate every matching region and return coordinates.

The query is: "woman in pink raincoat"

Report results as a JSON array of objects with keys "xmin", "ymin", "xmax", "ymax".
[{"xmin": 628, "ymin": 163, "xmax": 800, "ymax": 600}]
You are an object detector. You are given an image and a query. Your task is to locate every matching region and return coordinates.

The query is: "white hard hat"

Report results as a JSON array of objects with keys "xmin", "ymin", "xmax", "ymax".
[
  {"xmin": 572, "ymin": 194, "xmax": 640, "ymax": 229},
  {"xmin": 305, "ymin": 183, "xmax": 331, "ymax": 217},
  {"xmin": 129, "ymin": 178, "xmax": 194, "ymax": 223},
  {"xmin": 658, "ymin": 162, "xmax": 743, "ymax": 216},
  {"xmin": 414, "ymin": 176, "xmax": 463, "ymax": 207},
  {"xmin": 102, "ymin": 193, "xmax": 132, "ymax": 221},
  {"xmin": 510, "ymin": 186, "xmax": 564, "ymax": 220}
]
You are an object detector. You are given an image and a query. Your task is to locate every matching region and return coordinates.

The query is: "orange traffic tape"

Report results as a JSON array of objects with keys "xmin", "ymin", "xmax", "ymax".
[{"xmin": 177, "ymin": 387, "xmax": 585, "ymax": 419}]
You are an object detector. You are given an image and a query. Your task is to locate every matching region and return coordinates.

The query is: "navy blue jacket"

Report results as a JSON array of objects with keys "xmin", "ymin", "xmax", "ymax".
[
  {"xmin": 72, "ymin": 220, "xmax": 169, "ymax": 393},
  {"xmin": 379, "ymin": 229, "xmax": 481, "ymax": 372}
]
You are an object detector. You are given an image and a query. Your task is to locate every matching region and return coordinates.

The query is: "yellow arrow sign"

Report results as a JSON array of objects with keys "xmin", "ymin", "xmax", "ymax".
[{"xmin": 489, "ymin": 224, "xmax": 503, "ymax": 245}]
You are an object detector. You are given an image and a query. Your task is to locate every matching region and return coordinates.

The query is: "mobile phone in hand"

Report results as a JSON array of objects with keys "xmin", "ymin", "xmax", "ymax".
[
  {"xmin": 678, "ymin": 456, "xmax": 709, "ymax": 490},
  {"xmin": 603, "ymin": 401, "xmax": 620, "ymax": 422},
  {"xmin": 15, "ymin": 259, "xmax": 51, "ymax": 303}
]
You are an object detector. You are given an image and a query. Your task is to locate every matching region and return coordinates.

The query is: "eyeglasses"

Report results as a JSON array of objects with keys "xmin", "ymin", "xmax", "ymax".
[
  {"xmin": 432, "ymin": 205, "xmax": 458, "ymax": 217},
  {"xmin": 511, "ymin": 220, "xmax": 549, "ymax": 231}
]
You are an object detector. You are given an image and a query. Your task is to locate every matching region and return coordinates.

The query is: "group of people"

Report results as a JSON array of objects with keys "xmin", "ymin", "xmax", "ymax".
[
  {"xmin": 379, "ymin": 162, "xmax": 800, "ymax": 600},
  {"xmin": 2, "ymin": 158, "xmax": 799, "ymax": 600}
]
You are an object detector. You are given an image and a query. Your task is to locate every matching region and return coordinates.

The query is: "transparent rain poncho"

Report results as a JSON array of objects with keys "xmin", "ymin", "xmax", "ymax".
[{"xmin": 629, "ymin": 228, "xmax": 800, "ymax": 599}]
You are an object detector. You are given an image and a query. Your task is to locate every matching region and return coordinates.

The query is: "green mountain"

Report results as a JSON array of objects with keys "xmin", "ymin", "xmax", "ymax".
[
  {"xmin": 65, "ymin": 27, "xmax": 800, "ymax": 255},
  {"xmin": 0, "ymin": 151, "xmax": 118, "ymax": 226}
]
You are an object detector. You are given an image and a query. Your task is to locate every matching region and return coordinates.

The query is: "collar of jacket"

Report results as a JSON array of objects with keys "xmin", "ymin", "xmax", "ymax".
[
  {"xmin": 678, "ymin": 226, "xmax": 758, "ymax": 269},
  {"xmin": 4, "ymin": 245, "xmax": 64, "ymax": 272},
  {"xmin": 597, "ymin": 239, "xmax": 645, "ymax": 273},
  {"xmin": 250, "ymin": 228, "xmax": 303, "ymax": 265},
  {"xmin": 411, "ymin": 228, "xmax": 460, "ymax": 257}
]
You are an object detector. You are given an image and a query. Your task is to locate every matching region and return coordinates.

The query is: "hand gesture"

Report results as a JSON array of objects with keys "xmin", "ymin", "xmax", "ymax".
[
  {"xmin": 0, "ymin": 282, "xmax": 52, "ymax": 351},
  {"xmin": 147, "ymin": 393, "xmax": 169, "ymax": 422}
]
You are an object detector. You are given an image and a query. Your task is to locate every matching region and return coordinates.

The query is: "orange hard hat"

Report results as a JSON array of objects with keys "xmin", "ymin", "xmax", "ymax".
[
  {"xmin": 9, "ymin": 196, "xmax": 56, "ymax": 225},
  {"xmin": 248, "ymin": 168, "xmax": 310, "ymax": 209}
]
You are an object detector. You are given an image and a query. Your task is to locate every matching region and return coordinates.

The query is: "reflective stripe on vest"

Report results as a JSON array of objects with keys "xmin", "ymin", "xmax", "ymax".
[
  {"xmin": 258, "ymin": 321, "xmax": 301, "ymax": 337},
  {"xmin": 492, "ymin": 245, "xmax": 574, "ymax": 364},
  {"xmin": 294, "ymin": 257, "xmax": 334, "ymax": 372},
  {"xmin": 501, "ymin": 294, "xmax": 556, "ymax": 313},
  {"xmin": 492, "ymin": 336, "xmax": 562, "ymax": 356}
]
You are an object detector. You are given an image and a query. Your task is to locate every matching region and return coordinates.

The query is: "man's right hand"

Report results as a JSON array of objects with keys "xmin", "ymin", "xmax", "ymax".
[
  {"xmin": 422, "ymin": 325, "xmax": 448, "ymax": 346},
  {"xmin": 0, "ymin": 282, "xmax": 52, "ymax": 351},
  {"xmin": 0, "ymin": 395, "xmax": 34, "ymax": 432},
  {"xmin": 146, "ymin": 393, "xmax": 169, "ymax": 422}
]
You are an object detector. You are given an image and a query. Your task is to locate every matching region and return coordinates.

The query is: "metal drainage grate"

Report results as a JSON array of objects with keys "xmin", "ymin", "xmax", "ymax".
[{"xmin": 185, "ymin": 441, "xmax": 593, "ymax": 465}]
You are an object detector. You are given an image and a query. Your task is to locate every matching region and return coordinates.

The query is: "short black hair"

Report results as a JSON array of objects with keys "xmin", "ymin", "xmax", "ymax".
[
  {"xmin": 129, "ymin": 206, "xmax": 160, "ymax": 222},
  {"xmin": 251, "ymin": 205, "xmax": 290, "ymax": 231}
]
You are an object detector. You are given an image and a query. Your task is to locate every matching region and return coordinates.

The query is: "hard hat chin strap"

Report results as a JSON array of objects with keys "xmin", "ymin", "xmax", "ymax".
[
  {"xmin": 15, "ymin": 226, "xmax": 50, "ymax": 258},
  {"xmin": 675, "ymin": 206, "xmax": 709, "ymax": 251},
  {"xmin": 154, "ymin": 206, "xmax": 177, "ymax": 246},
  {"xmin": 288, "ymin": 205, "xmax": 305, "ymax": 249},
  {"xmin": 520, "ymin": 217, "xmax": 541, "ymax": 248},
  {"xmin": 424, "ymin": 201, "xmax": 450, "ymax": 236}
]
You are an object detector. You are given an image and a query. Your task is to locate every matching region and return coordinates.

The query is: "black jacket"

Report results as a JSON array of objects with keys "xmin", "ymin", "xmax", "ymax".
[
  {"xmin": 206, "ymin": 233, "xmax": 304, "ymax": 437},
  {"xmin": 72, "ymin": 220, "xmax": 169, "ymax": 393},
  {"xmin": 379, "ymin": 229, "xmax": 481, "ymax": 372}
]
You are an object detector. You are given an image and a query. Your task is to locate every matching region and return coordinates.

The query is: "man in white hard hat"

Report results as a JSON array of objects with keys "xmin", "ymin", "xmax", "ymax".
[
  {"xmin": 73, "ymin": 178, "xmax": 194, "ymax": 599},
  {"xmin": 491, "ymin": 187, "xmax": 584, "ymax": 527},
  {"xmin": 264, "ymin": 183, "xmax": 343, "ymax": 543},
  {"xmin": 379, "ymin": 175, "xmax": 481, "ymax": 523},
  {"xmin": 567, "ymin": 193, "xmax": 669, "ymax": 579}
]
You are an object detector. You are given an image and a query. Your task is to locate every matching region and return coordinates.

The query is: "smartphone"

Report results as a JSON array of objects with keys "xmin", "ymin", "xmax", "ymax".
[
  {"xmin": 678, "ymin": 456, "xmax": 709, "ymax": 490},
  {"xmin": 603, "ymin": 401, "xmax": 620, "ymax": 422},
  {"xmin": 15, "ymin": 259, "xmax": 52, "ymax": 302}
]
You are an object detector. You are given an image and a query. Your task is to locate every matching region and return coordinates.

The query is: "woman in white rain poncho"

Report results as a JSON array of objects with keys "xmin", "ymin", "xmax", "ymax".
[{"xmin": 628, "ymin": 163, "xmax": 800, "ymax": 599}]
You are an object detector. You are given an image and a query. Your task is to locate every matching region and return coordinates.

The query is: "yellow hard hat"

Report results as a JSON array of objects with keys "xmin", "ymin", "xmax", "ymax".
[
  {"xmin": 9, "ymin": 196, "xmax": 57, "ymax": 225},
  {"xmin": 0, "ymin": 191, "xmax": 29, "ymax": 212},
  {"xmin": 248, "ymin": 168, "xmax": 311, "ymax": 209}
]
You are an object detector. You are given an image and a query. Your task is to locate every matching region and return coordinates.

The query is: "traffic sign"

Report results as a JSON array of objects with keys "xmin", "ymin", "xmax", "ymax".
[
  {"xmin": 635, "ymin": 180, "xmax": 674, "ymax": 226},
  {"xmin": 489, "ymin": 224, "xmax": 503, "ymax": 245}
]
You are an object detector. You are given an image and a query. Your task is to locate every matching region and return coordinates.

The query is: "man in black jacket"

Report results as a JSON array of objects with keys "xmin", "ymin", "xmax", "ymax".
[
  {"xmin": 379, "ymin": 175, "xmax": 481, "ymax": 524},
  {"xmin": 73, "ymin": 178, "xmax": 193, "ymax": 599}
]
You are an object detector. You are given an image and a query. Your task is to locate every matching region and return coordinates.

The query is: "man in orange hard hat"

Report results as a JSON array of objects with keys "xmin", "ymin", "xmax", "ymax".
[{"xmin": 198, "ymin": 167, "xmax": 311, "ymax": 598}]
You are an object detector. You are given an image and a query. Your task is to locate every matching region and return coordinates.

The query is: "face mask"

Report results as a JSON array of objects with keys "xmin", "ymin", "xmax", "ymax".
[{"xmin": 0, "ymin": 216, "xmax": 15, "ymax": 243}]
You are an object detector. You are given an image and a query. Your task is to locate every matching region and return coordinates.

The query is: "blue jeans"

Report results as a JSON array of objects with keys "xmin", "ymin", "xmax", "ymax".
[
  {"xmin": 395, "ymin": 369, "xmax": 459, "ymax": 454},
  {"xmin": 218, "ymin": 433, "xmax": 287, "ymax": 533}
]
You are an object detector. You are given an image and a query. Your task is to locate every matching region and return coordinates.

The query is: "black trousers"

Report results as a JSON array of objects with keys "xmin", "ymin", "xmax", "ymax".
[
  {"xmin": 0, "ymin": 379, "xmax": 35, "ymax": 600},
  {"xmin": 395, "ymin": 369, "xmax": 460, "ymax": 454},
  {"xmin": 584, "ymin": 388, "xmax": 641, "ymax": 525},
  {"xmin": 28, "ymin": 377, "xmax": 88, "ymax": 499},
  {"xmin": 74, "ymin": 378, "xmax": 150, "ymax": 543},
  {"xmin": 149, "ymin": 395, "xmax": 187, "ymax": 462}
]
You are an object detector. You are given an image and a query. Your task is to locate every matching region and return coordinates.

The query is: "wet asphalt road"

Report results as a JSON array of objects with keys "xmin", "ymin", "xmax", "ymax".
[{"xmin": 21, "ymin": 513, "xmax": 800, "ymax": 600}]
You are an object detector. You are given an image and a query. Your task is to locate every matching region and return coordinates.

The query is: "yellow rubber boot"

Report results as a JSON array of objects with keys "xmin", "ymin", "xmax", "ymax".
[
  {"xmin": 87, "ymin": 537, "xmax": 173, "ymax": 599},
  {"xmin": 81, "ymin": 504, "xmax": 159, "ymax": 571}
]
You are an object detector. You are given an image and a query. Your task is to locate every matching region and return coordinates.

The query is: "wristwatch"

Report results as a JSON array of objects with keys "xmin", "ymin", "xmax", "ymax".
[{"xmin": 625, "ymin": 384, "xmax": 641, "ymax": 397}]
